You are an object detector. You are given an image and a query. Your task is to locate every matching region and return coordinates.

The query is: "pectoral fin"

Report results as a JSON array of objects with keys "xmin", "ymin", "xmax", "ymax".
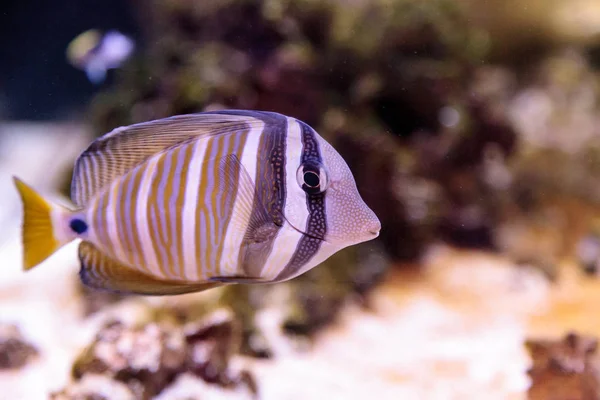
[
  {"xmin": 217, "ymin": 154, "xmax": 279, "ymax": 239},
  {"xmin": 217, "ymin": 155, "xmax": 281, "ymax": 277},
  {"xmin": 78, "ymin": 242, "xmax": 223, "ymax": 296}
]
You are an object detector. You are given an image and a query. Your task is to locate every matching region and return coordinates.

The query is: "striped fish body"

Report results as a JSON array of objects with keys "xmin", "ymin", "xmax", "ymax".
[
  {"xmin": 84, "ymin": 125, "xmax": 257, "ymax": 283},
  {"xmin": 14, "ymin": 110, "xmax": 381, "ymax": 295}
]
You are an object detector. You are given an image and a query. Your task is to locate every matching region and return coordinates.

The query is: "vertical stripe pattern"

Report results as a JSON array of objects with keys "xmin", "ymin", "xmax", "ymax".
[
  {"xmin": 214, "ymin": 111, "xmax": 288, "ymax": 278},
  {"xmin": 218, "ymin": 121, "xmax": 264, "ymax": 276},
  {"xmin": 261, "ymin": 116, "xmax": 306, "ymax": 279},
  {"xmin": 85, "ymin": 119, "xmax": 253, "ymax": 281},
  {"xmin": 276, "ymin": 121, "xmax": 327, "ymax": 280}
]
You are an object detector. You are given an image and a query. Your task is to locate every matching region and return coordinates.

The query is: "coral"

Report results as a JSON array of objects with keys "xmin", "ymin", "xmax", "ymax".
[
  {"xmin": 64, "ymin": 310, "xmax": 256, "ymax": 399},
  {"xmin": 72, "ymin": 320, "xmax": 186, "ymax": 399},
  {"xmin": 526, "ymin": 332, "xmax": 600, "ymax": 399},
  {"xmin": 183, "ymin": 309, "xmax": 242, "ymax": 385}
]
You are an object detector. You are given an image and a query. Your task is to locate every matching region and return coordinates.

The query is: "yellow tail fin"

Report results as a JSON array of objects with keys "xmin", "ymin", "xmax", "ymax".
[{"xmin": 13, "ymin": 177, "xmax": 74, "ymax": 271}]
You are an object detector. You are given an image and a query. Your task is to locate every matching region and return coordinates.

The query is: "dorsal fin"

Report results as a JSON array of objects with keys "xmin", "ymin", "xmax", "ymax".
[{"xmin": 70, "ymin": 111, "xmax": 268, "ymax": 206}]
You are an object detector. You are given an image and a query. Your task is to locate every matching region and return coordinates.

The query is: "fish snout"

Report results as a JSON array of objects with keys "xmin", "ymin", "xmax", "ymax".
[
  {"xmin": 323, "ymin": 196, "xmax": 382, "ymax": 245},
  {"xmin": 368, "ymin": 218, "xmax": 381, "ymax": 237}
]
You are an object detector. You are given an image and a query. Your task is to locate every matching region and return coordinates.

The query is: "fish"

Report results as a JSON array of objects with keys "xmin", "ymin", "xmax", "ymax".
[
  {"xmin": 66, "ymin": 30, "xmax": 134, "ymax": 84},
  {"xmin": 13, "ymin": 110, "xmax": 381, "ymax": 296}
]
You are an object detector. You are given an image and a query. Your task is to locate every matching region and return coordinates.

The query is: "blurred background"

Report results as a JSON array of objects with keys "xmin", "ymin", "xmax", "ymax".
[{"xmin": 2, "ymin": 0, "xmax": 600, "ymax": 398}]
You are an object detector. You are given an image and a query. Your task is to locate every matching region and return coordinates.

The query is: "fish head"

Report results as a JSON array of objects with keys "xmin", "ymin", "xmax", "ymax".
[
  {"xmin": 313, "ymin": 133, "xmax": 381, "ymax": 247},
  {"xmin": 282, "ymin": 122, "xmax": 381, "ymax": 251}
]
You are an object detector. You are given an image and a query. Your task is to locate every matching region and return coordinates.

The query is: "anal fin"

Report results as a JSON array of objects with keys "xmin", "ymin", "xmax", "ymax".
[{"xmin": 78, "ymin": 242, "xmax": 223, "ymax": 296}]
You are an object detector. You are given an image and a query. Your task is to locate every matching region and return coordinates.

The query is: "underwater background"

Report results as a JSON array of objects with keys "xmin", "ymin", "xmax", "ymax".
[{"xmin": 2, "ymin": 0, "xmax": 600, "ymax": 398}]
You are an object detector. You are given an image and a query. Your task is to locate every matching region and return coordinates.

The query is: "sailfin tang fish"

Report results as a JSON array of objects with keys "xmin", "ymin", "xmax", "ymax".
[{"xmin": 13, "ymin": 110, "xmax": 381, "ymax": 296}]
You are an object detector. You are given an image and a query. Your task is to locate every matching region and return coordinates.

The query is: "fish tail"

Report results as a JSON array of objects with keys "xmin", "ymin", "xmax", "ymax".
[{"xmin": 13, "ymin": 177, "xmax": 78, "ymax": 271}]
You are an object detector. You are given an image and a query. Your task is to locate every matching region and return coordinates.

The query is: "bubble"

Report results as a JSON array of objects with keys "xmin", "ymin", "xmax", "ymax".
[{"xmin": 439, "ymin": 106, "xmax": 460, "ymax": 128}]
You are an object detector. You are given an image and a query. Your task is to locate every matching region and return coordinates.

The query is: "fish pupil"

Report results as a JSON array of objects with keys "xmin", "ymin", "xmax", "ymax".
[
  {"xmin": 303, "ymin": 171, "xmax": 320, "ymax": 188},
  {"xmin": 69, "ymin": 218, "xmax": 88, "ymax": 234}
]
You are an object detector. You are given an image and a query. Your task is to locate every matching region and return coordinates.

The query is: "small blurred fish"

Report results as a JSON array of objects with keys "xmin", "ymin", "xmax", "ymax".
[
  {"xmin": 13, "ymin": 111, "xmax": 381, "ymax": 296},
  {"xmin": 66, "ymin": 29, "xmax": 134, "ymax": 84}
]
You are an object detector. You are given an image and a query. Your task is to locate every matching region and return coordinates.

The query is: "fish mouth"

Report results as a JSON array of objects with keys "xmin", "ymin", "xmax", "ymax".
[{"xmin": 281, "ymin": 214, "xmax": 326, "ymax": 242}]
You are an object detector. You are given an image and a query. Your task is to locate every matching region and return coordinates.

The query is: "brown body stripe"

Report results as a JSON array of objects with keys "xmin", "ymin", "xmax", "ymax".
[{"xmin": 161, "ymin": 148, "xmax": 178, "ymax": 276}]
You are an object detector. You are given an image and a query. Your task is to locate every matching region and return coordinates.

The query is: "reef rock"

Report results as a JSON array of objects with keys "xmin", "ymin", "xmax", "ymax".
[
  {"xmin": 72, "ymin": 320, "xmax": 187, "ymax": 399},
  {"xmin": 526, "ymin": 332, "xmax": 600, "ymax": 399},
  {"xmin": 0, "ymin": 323, "xmax": 38, "ymax": 370},
  {"xmin": 63, "ymin": 309, "xmax": 257, "ymax": 399}
]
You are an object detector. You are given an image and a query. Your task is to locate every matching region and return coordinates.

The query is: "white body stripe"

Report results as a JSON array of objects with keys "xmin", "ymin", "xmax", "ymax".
[
  {"xmin": 182, "ymin": 139, "xmax": 209, "ymax": 281},
  {"xmin": 261, "ymin": 222, "xmax": 304, "ymax": 279},
  {"xmin": 136, "ymin": 157, "xmax": 161, "ymax": 276},
  {"xmin": 282, "ymin": 117, "xmax": 309, "ymax": 231},
  {"xmin": 219, "ymin": 119, "xmax": 265, "ymax": 275}
]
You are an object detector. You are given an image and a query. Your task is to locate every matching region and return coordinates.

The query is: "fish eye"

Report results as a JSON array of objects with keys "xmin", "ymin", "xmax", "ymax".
[
  {"xmin": 296, "ymin": 161, "xmax": 329, "ymax": 195},
  {"xmin": 303, "ymin": 171, "xmax": 320, "ymax": 188}
]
